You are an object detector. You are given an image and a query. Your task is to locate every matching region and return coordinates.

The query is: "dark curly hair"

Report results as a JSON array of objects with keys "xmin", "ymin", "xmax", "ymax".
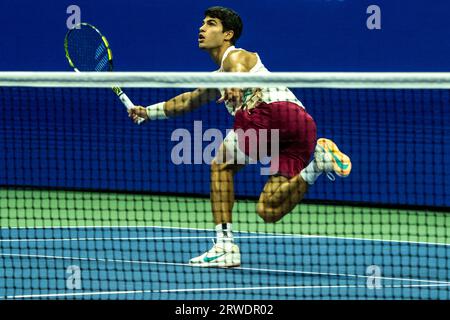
[{"xmin": 204, "ymin": 6, "xmax": 243, "ymax": 45}]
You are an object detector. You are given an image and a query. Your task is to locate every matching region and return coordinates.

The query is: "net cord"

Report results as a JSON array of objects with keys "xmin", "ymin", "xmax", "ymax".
[{"xmin": 2, "ymin": 72, "xmax": 450, "ymax": 88}]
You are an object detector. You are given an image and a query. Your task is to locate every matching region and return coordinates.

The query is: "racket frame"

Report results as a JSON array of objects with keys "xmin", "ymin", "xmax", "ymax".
[{"xmin": 64, "ymin": 22, "xmax": 145, "ymax": 124}]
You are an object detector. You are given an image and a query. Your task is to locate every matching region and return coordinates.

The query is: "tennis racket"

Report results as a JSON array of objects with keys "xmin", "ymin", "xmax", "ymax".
[{"xmin": 64, "ymin": 22, "xmax": 145, "ymax": 124}]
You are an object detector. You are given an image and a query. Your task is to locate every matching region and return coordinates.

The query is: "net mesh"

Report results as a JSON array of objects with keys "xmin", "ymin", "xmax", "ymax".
[{"xmin": 0, "ymin": 72, "xmax": 449, "ymax": 300}]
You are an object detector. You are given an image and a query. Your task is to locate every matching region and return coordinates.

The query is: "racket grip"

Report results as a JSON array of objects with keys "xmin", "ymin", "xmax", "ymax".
[{"xmin": 118, "ymin": 91, "xmax": 145, "ymax": 125}]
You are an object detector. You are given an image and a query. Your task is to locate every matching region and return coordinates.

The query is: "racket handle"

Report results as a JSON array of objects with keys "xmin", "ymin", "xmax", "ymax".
[{"xmin": 114, "ymin": 89, "xmax": 145, "ymax": 125}]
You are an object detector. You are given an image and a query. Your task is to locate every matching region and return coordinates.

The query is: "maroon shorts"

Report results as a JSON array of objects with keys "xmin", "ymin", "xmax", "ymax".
[{"xmin": 233, "ymin": 101, "xmax": 317, "ymax": 178}]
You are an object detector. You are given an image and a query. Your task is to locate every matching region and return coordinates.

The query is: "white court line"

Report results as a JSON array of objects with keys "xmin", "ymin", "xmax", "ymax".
[
  {"xmin": 2, "ymin": 224, "xmax": 449, "ymax": 247},
  {"xmin": 1, "ymin": 252, "xmax": 449, "ymax": 286},
  {"xmin": 4, "ymin": 283, "xmax": 450, "ymax": 300}
]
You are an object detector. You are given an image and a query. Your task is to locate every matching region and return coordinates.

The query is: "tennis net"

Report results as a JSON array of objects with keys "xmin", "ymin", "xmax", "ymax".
[{"xmin": 0, "ymin": 72, "xmax": 449, "ymax": 300}]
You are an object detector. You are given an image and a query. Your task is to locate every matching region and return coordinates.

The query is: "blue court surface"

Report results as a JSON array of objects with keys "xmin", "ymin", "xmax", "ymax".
[{"xmin": 1, "ymin": 226, "xmax": 449, "ymax": 300}]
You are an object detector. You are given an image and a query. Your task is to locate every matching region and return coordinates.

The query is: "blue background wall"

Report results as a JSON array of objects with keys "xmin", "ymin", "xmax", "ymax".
[
  {"xmin": 1, "ymin": 86, "xmax": 449, "ymax": 207},
  {"xmin": 1, "ymin": 0, "xmax": 449, "ymax": 207},
  {"xmin": 1, "ymin": 0, "xmax": 450, "ymax": 72}
]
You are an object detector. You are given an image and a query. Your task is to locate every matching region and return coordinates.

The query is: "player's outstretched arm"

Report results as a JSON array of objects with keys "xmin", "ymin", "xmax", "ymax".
[{"xmin": 128, "ymin": 88, "xmax": 219, "ymax": 123}]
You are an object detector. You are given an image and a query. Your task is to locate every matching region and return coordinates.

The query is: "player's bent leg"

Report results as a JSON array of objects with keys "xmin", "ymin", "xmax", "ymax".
[{"xmin": 256, "ymin": 175, "xmax": 309, "ymax": 223}]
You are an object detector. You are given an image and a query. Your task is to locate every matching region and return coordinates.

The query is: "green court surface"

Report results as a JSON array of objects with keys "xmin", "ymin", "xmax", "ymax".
[{"xmin": 1, "ymin": 189, "xmax": 448, "ymax": 244}]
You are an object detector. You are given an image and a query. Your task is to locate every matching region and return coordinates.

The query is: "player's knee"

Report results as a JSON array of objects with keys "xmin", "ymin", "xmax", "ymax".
[{"xmin": 256, "ymin": 203, "xmax": 281, "ymax": 223}]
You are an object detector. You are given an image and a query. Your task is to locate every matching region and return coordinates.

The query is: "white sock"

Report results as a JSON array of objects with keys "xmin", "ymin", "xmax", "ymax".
[
  {"xmin": 300, "ymin": 160, "xmax": 322, "ymax": 185},
  {"xmin": 215, "ymin": 223, "xmax": 234, "ymax": 245}
]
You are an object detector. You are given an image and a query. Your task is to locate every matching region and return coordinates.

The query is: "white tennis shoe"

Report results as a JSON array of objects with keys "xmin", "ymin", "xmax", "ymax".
[
  {"xmin": 314, "ymin": 138, "xmax": 352, "ymax": 179},
  {"xmin": 189, "ymin": 241, "xmax": 241, "ymax": 268}
]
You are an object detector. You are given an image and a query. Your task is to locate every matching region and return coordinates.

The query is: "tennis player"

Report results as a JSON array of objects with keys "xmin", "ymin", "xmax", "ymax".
[{"xmin": 128, "ymin": 6, "xmax": 352, "ymax": 268}]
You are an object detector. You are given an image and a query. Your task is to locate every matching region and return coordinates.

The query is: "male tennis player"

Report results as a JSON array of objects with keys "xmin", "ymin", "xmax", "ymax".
[{"xmin": 128, "ymin": 6, "xmax": 352, "ymax": 268}]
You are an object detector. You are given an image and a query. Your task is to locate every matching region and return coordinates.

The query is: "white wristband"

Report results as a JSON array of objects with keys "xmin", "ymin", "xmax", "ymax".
[{"xmin": 146, "ymin": 102, "xmax": 168, "ymax": 120}]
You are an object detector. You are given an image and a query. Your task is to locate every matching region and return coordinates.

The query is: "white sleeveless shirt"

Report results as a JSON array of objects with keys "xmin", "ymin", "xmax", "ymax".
[{"xmin": 216, "ymin": 46, "xmax": 304, "ymax": 116}]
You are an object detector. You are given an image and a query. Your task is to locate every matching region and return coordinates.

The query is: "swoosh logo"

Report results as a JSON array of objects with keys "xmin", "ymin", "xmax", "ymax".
[
  {"xmin": 203, "ymin": 253, "xmax": 226, "ymax": 263},
  {"xmin": 329, "ymin": 149, "xmax": 349, "ymax": 170}
]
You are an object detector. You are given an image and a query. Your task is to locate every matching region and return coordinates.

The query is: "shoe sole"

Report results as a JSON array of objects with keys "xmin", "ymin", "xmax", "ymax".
[
  {"xmin": 189, "ymin": 262, "xmax": 241, "ymax": 268},
  {"xmin": 189, "ymin": 254, "xmax": 241, "ymax": 268},
  {"xmin": 317, "ymin": 138, "xmax": 352, "ymax": 177}
]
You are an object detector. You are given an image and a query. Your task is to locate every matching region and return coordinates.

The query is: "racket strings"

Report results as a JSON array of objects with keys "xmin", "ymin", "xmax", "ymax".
[{"xmin": 66, "ymin": 25, "xmax": 111, "ymax": 72}]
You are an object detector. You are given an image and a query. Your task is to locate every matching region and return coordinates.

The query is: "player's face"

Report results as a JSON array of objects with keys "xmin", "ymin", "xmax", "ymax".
[{"xmin": 198, "ymin": 16, "xmax": 229, "ymax": 49}]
